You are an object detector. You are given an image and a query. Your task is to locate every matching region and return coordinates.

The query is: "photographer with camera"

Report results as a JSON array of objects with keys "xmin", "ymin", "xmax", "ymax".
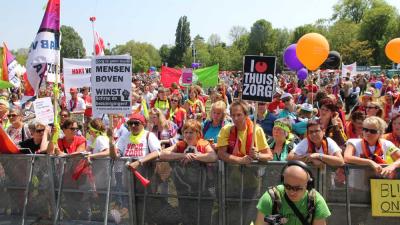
[{"xmin": 255, "ymin": 161, "xmax": 330, "ymax": 225}]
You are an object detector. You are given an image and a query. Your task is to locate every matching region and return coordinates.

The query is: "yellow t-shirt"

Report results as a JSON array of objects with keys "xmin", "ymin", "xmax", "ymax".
[{"xmin": 217, "ymin": 124, "xmax": 269, "ymax": 155}]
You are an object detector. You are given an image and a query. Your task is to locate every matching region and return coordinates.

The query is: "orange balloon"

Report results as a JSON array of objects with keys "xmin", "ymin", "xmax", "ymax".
[
  {"xmin": 296, "ymin": 33, "xmax": 330, "ymax": 71},
  {"xmin": 385, "ymin": 38, "xmax": 400, "ymax": 63}
]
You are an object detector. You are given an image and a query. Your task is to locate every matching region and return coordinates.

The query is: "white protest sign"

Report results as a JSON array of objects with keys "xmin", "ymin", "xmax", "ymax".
[
  {"xmin": 33, "ymin": 97, "xmax": 54, "ymax": 125},
  {"xmin": 63, "ymin": 58, "xmax": 92, "ymax": 99},
  {"xmin": 92, "ymin": 55, "xmax": 132, "ymax": 115}
]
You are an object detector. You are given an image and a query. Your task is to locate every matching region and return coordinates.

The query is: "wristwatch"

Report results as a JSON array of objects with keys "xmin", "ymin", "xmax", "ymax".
[
  {"xmin": 319, "ymin": 153, "xmax": 323, "ymax": 160},
  {"xmin": 138, "ymin": 159, "xmax": 143, "ymax": 166}
]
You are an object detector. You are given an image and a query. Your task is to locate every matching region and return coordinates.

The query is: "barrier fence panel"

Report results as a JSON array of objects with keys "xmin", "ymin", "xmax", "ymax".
[
  {"xmin": 57, "ymin": 157, "xmax": 111, "ymax": 224},
  {"xmin": 0, "ymin": 155, "xmax": 30, "ymax": 224},
  {"xmin": 1, "ymin": 155, "xmax": 400, "ymax": 225}
]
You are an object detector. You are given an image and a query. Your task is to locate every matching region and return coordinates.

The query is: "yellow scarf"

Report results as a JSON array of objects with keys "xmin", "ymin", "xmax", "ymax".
[
  {"xmin": 155, "ymin": 99, "xmax": 169, "ymax": 110},
  {"xmin": 129, "ymin": 129, "xmax": 145, "ymax": 144}
]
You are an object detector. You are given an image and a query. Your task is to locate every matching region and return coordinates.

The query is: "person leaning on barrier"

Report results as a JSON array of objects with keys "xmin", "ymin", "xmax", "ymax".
[
  {"xmin": 85, "ymin": 118, "xmax": 110, "ymax": 160},
  {"xmin": 255, "ymin": 161, "xmax": 331, "ymax": 225},
  {"xmin": 202, "ymin": 100, "xmax": 231, "ymax": 149},
  {"xmin": 47, "ymin": 119, "xmax": 86, "ymax": 156},
  {"xmin": 287, "ymin": 120, "xmax": 344, "ymax": 167},
  {"xmin": 18, "ymin": 120, "xmax": 50, "ymax": 154},
  {"xmin": 217, "ymin": 99, "xmax": 272, "ymax": 164},
  {"xmin": 268, "ymin": 118, "xmax": 297, "ymax": 161},
  {"xmin": 112, "ymin": 113, "xmax": 161, "ymax": 166},
  {"xmin": 344, "ymin": 116, "xmax": 400, "ymax": 177}
]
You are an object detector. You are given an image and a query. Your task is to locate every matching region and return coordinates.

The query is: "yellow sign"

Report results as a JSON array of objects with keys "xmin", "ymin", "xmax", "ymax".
[{"xmin": 370, "ymin": 179, "xmax": 400, "ymax": 217}]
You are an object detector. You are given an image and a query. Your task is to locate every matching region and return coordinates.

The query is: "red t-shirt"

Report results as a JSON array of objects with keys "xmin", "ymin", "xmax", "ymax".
[
  {"xmin": 58, "ymin": 136, "xmax": 86, "ymax": 154},
  {"xmin": 82, "ymin": 95, "xmax": 92, "ymax": 117}
]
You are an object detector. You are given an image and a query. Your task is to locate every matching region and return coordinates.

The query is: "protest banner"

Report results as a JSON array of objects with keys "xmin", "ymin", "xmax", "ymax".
[
  {"xmin": 63, "ymin": 58, "xmax": 91, "ymax": 98},
  {"xmin": 241, "ymin": 55, "xmax": 276, "ymax": 102},
  {"xmin": 33, "ymin": 97, "xmax": 54, "ymax": 125},
  {"xmin": 92, "ymin": 55, "xmax": 132, "ymax": 115},
  {"xmin": 370, "ymin": 179, "xmax": 400, "ymax": 217}
]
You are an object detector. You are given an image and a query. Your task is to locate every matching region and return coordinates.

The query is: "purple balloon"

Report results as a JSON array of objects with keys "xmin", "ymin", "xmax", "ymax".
[
  {"xmin": 283, "ymin": 44, "xmax": 303, "ymax": 71},
  {"xmin": 297, "ymin": 68, "xmax": 308, "ymax": 80}
]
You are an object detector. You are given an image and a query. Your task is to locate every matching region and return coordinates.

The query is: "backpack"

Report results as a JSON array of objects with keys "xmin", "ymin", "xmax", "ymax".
[{"xmin": 268, "ymin": 186, "xmax": 316, "ymax": 225}]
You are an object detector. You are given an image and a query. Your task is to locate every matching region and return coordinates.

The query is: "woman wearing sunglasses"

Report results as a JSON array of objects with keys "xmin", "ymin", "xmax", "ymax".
[
  {"xmin": 6, "ymin": 108, "xmax": 31, "ymax": 145},
  {"xmin": 47, "ymin": 119, "xmax": 86, "ymax": 156},
  {"xmin": 383, "ymin": 113, "xmax": 400, "ymax": 148},
  {"xmin": 19, "ymin": 120, "xmax": 49, "ymax": 154},
  {"xmin": 148, "ymin": 108, "xmax": 178, "ymax": 148},
  {"xmin": 344, "ymin": 116, "xmax": 400, "ymax": 177},
  {"xmin": 365, "ymin": 101, "xmax": 383, "ymax": 118},
  {"xmin": 183, "ymin": 85, "xmax": 205, "ymax": 122},
  {"xmin": 166, "ymin": 94, "xmax": 186, "ymax": 134}
]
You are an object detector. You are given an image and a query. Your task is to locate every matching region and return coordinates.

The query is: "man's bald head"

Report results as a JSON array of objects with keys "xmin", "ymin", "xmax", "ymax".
[{"xmin": 283, "ymin": 165, "xmax": 309, "ymax": 183}]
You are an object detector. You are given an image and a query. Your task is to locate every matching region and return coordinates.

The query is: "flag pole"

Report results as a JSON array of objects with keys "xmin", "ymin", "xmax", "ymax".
[{"xmin": 90, "ymin": 16, "xmax": 96, "ymax": 56}]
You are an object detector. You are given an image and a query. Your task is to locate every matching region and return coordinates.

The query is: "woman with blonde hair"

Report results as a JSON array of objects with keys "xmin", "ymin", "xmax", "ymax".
[
  {"xmin": 148, "ymin": 107, "xmax": 179, "ymax": 148},
  {"xmin": 202, "ymin": 100, "xmax": 231, "ymax": 147},
  {"xmin": 344, "ymin": 116, "xmax": 400, "ymax": 177},
  {"xmin": 183, "ymin": 85, "xmax": 205, "ymax": 121},
  {"xmin": 365, "ymin": 101, "xmax": 383, "ymax": 118}
]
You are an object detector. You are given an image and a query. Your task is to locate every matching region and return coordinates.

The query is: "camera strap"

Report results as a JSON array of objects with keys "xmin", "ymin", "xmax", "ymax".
[{"xmin": 284, "ymin": 193, "xmax": 310, "ymax": 225}]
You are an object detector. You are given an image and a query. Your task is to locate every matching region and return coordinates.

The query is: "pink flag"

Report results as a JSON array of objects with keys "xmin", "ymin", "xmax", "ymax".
[{"xmin": 94, "ymin": 32, "xmax": 105, "ymax": 56}]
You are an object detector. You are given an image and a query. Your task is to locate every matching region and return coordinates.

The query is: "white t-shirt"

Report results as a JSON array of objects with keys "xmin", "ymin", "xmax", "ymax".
[
  {"xmin": 116, "ymin": 130, "xmax": 161, "ymax": 159},
  {"xmin": 346, "ymin": 138, "xmax": 399, "ymax": 159},
  {"xmin": 294, "ymin": 137, "xmax": 341, "ymax": 156},
  {"xmin": 67, "ymin": 97, "xmax": 86, "ymax": 112},
  {"xmin": 89, "ymin": 135, "xmax": 109, "ymax": 154}
]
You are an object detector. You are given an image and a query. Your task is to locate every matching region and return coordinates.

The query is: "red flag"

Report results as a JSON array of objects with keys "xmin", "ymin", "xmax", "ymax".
[
  {"xmin": 94, "ymin": 32, "xmax": 105, "ymax": 56},
  {"xmin": 160, "ymin": 66, "xmax": 181, "ymax": 88},
  {"xmin": 0, "ymin": 126, "xmax": 20, "ymax": 154}
]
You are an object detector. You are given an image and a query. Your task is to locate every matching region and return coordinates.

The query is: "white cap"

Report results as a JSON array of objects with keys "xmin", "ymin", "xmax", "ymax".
[
  {"xmin": 280, "ymin": 93, "xmax": 293, "ymax": 100},
  {"xmin": 364, "ymin": 91, "xmax": 373, "ymax": 97},
  {"xmin": 300, "ymin": 103, "xmax": 314, "ymax": 112}
]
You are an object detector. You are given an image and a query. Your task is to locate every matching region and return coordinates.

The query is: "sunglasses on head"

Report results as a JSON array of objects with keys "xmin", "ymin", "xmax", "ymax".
[
  {"xmin": 362, "ymin": 127, "xmax": 379, "ymax": 134},
  {"xmin": 283, "ymin": 183, "xmax": 305, "ymax": 192}
]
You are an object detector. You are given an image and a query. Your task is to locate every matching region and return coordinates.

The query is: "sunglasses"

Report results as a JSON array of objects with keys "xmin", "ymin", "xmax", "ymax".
[
  {"xmin": 68, "ymin": 127, "xmax": 79, "ymax": 131},
  {"xmin": 7, "ymin": 114, "xmax": 18, "ymax": 118},
  {"xmin": 171, "ymin": 99, "xmax": 179, "ymax": 102},
  {"xmin": 282, "ymin": 98, "xmax": 291, "ymax": 102},
  {"xmin": 366, "ymin": 106, "xmax": 378, "ymax": 110},
  {"xmin": 362, "ymin": 127, "xmax": 379, "ymax": 134},
  {"xmin": 284, "ymin": 183, "xmax": 305, "ymax": 192},
  {"xmin": 60, "ymin": 114, "xmax": 69, "ymax": 118},
  {"xmin": 35, "ymin": 129, "xmax": 45, "ymax": 133},
  {"xmin": 129, "ymin": 120, "xmax": 141, "ymax": 127}
]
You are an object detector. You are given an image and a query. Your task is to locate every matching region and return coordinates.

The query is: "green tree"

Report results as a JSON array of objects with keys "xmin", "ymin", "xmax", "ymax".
[
  {"xmin": 340, "ymin": 40, "xmax": 374, "ymax": 65},
  {"xmin": 159, "ymin": 44, "xmax": 171, "ymax": 64},
  {"xmin": 247, "ymin": 19, "xmax": 273, "ymax": 55},
  {"xmin": 208, "ymin": 34, "xmax": 222, "ymax": 48},
  {"xmin": 114, "ymin": 40, "xmax": 161, "ymax": 73},
  {"xmin": 60, "ymin": 25, "xmax": 86, "ymax": 59},
  {"xmin": 359, "ymin": 1, "xmax": 398, "ymax": 64},
  {"xmin": 327, "ymin": 20, "xmax": 360, "ymax": 51},
  {"xmin": 183, "ymin": 35, "xmax": 211, "ymax": 67},
  {"xmin": 290, "ymin": 24, "xmax": 319, "ymax": 43},
  {"xmin": 332, "ymin": 0, "xmax": 371, "ymax": 23},
  {"xmin": 170, "ymin": 16, "xmax": 191, "ymax": 66},
  {"xmin": 209, "ymin": 46, "xmax": 229, "ymax": 70},
  {"xmin": 229, "ymin": 26, "xmax": 248, "ymax": 43}
]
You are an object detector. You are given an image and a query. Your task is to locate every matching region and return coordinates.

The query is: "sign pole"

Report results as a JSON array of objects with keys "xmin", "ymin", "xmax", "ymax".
[{"xmin": 251, "ymin": 52, "xmax": 264, "ymax": 152}]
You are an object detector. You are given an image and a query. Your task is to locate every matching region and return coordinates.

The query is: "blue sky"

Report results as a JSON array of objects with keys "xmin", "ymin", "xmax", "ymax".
[{"xmin": 1, "ymin": 0, "xmax": 398, "ymax": 54}]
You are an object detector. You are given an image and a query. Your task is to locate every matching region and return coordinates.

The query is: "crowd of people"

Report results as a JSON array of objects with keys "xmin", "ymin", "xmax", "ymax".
[{"xmin": 1, "ymin": 70, "xmax": 400, "ymax": 224}]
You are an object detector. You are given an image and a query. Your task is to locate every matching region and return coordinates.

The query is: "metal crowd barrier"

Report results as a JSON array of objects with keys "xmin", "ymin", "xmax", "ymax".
[{"xmin": 0, "ymin": 155, "xmax": 398, "ymax": 225}]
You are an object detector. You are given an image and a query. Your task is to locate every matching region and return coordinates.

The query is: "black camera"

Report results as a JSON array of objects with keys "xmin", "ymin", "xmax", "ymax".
[
  {"xmin": 185, "ymin": 147, "xmax": 196, "ymax": 154},
  {"xmin": 264, "ymin": 214, "xmax": 285, "ymax": 225}
]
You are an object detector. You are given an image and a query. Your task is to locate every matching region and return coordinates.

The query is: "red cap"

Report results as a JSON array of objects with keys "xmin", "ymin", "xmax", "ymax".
[
  {"xmin": 70, "ymin": 87, "xmax": 78, "ymax": 93},
  {"xmin": 129, "ymin": 113, "xmax": 146, "ymax": 125}
]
